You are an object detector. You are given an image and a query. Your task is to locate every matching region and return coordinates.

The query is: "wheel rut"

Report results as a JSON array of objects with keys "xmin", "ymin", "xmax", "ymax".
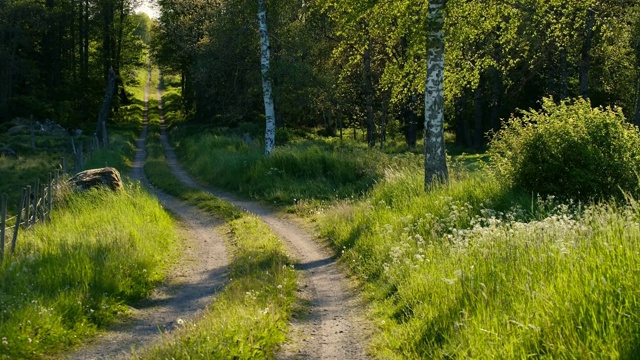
[
  {"xmin": 63, "ymin": 70, "xmax": 229, "ymax": 360},
  {"xmin": 156, "ymin": 78, "xmax": 371, "ymax": 359}
]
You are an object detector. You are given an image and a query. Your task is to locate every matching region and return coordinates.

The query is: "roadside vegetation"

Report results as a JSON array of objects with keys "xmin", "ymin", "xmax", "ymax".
[
  {"xmin": 0, "ymin": 185, "xmax": 178, "ymax": 359},
  {"xmin": 170, "ymin": 96, "xmax": 640, "ymax": 358},
  {"xmin": 0, "ymin": 65, "xmax": 186, "ymax": 359},
  {"xmin": 141, "ymin": 126, "xmax": 300, "ymax": 358},
  {"xmin": 172, "ymin": 130, "xmax": 389, "ymax": 208}
]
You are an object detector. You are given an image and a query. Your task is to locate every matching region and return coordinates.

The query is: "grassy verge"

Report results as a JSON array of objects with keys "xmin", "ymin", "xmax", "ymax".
[
  {"xmin": 169, "ymin": 117, "xmax": 640, "ymax": 356},
  {"xmin": 140, "ymin": 127, "xmax": 299, "ymax": 358},
  {"xmin": 0, "ymin": 184, "xmax": 179, "ymax": 359},
  {"xmin": 159, "ymin": 73, "xmax": 185, "ymax": 127},
  {"xmin": 171, "ymin": 132, "xmax": 390, "ymax": 208},
  {"xmin": 317, "ymin": 168, "xmax": 640, "ymax": 358}
]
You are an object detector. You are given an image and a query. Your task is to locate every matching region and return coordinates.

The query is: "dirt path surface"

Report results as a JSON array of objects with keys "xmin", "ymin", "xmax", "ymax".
[
  {"xmin": 157, "ymin": 80, "xmax": 371, "ymax": 359},
  {"xmin": 64, "ymin": 72, "xmax": 229, "ymax": 360}
]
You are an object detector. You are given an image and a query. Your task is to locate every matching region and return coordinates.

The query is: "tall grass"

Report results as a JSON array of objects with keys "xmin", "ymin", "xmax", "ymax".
[
  {"xmin": 141, "ymin": 128, "xmax": 299, "ymax": 359},
  {"xmin": 318, "ymin": 168, "xmax": 640, "ymax": 358},
  {"xmin": 172, "ymin": 133, "xmax": 389, "ymax": 206},
  {"xmin": 0, "ymin": 184, "xmax": 178, "ymax": 359}
]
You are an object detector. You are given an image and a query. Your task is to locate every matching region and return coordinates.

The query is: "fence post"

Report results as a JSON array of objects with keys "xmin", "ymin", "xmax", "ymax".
[
  {"xmin": 24, "ymin": 186, "xmax": 31, "ymax": 228},
  {"xmin": 11, "ymin": 189, "xmax": 25, "ymax": 254},
  {"xmin": 32, "ymin": 179, "xmax": 39, "ymax": 225},
  {"xmin": 40, "ymin": 183, "xmax": 45, "ymax": 224},
  {"xmin": 1, "ymin": 193, "xmax": 6, "ymax": 263},
  {"xmin": 47, "ymin": 173, "xmax": 53, "ymax": 222}
]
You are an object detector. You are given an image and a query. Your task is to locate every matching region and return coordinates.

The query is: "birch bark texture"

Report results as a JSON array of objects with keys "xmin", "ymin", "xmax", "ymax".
[
  {"xmin": 258, "ymin": 0, "xmax": 276, "ymax": 155},
  {"xmin": 424, "ymin": 0, "xmax": 449, "ymax": 189}
]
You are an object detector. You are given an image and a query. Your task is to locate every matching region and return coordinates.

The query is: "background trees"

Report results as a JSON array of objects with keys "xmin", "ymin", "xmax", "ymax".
[
  {"xmin": 0, "ymin": 0, "xmax": 147, "ymax": 129},
  {"xmin": 3, "ymin": 0, "xmax": 639, "ymax": 154},
  {"xmin": 151, "ymin": 0, "xmax": 640, "ymax": 154}
]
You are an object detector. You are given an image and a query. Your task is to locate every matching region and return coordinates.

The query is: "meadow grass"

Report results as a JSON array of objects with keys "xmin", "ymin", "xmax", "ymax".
[
  {"xmin": 171, "ymin": 131, "xmax": 389, "ymax": 207},
  {"xmin": 317, "ymin": 168, "xmax": 640, "ymax": 358},
  {"xmin": 140, "ymin": 127, "xmax": 299, "ymax": 359},
  {"xmin": 155, "ymin": 70, "xmax": 640, "ymax": 357},
  {"xmin": 159, "ymin": 73, "xmax": 185, "ymax": 127},
  {"xmin": 0, "ymin": 184, "xmax": 179, "ymax": 359}
]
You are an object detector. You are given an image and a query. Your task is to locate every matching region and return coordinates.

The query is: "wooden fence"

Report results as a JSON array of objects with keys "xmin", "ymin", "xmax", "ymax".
[
  {"xmin": 0, "ymin": 132, "xmax": 102, "ymax": 263},
  {"xmin": 0, "ymin": 171, "xmax": 59, "ymax": 263}
]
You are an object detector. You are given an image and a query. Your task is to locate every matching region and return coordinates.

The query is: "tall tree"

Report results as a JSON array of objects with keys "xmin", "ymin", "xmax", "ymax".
[
  {"xmin": 258, "ymin": 0, "xmax": 276, "ymax": 154},
  {"xmin": 424, "ymin": 0, "xmax": 448, "ymax": 188}
]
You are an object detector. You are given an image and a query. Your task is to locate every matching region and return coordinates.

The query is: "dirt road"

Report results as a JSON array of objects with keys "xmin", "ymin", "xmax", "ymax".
[
  {"xmin": 65, "ymin": 72, "xmax": 229, "ymax": 360},
  {"xmin": 156, "ymin": 79, "xmax": 371, "ymax": 359}
]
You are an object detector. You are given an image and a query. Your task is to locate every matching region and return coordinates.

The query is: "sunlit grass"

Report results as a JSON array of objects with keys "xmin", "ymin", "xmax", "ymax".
[
  {"xmin": 317, "ymin": 168, "xmax": 640, "ymax": 358},
  {"xmin": 171, "ymin": 131, "xmax": 388, "ymax": 208},
  {"xmin": 0, "ymin": 184, "xmax": 179, "ymax": 359},
  {"xmin": 168, "ymin": 117, "xmax": 640, "ymax": 356}
]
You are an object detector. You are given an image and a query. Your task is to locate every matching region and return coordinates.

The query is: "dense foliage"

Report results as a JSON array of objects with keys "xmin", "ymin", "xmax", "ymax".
[
  {"xmin": 490, "ymin": 98, "xmax": 640, "ymax": 200},
  {"xmin": 154, "ymin": 0, "xmax": 640, "ymax": 150},
  {"xmin": 0, "ymin": 0, "xmax": 152, "ymax": 128}
]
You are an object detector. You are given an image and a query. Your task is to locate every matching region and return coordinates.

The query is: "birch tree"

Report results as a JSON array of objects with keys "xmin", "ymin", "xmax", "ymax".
[
  {"xmin": 258, "ymin": 0, "xmax": 276, "ymax": 155},
  {"xmin": 424, "ymin": 0, "xmax": 448, "ymax": 188}
]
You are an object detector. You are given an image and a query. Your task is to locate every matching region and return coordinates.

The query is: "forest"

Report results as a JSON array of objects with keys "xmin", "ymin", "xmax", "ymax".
[
  {"xmin": 1, "ymin": 0, "xmax": 639, "ymax": 150},
  {"xmin": 3, "ymin": 0, "xmax": 640, "ymax": 359},
  {"xmin": 0, "ymin": 0, "xmax": 152, "ymax": 127},
  {"xmin": 152, "ymin": 0, "xmax": 640, "ymax": 151}
]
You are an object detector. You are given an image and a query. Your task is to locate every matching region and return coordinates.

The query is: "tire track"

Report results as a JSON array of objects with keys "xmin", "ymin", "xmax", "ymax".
[
  {"xmin": 64, "ymin": 69, "xmax": 229, "ymax": 360},
  {"xmin": 156, "ymin": 77, "xmax": 371, "ymax": 359}
]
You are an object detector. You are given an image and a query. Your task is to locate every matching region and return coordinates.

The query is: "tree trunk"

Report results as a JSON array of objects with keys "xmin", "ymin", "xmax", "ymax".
[
  {"xmin": 454, "ymin": 95, "xmax": 472, "ymax": 148},
  {"xmin": 635, "ymin": 79, "xmax": 640, "ymax": 127},
  {"xmin": 489, "ymin": 67, "xmax": 502, "ymax": 134},
  {"xmin": 424, "ymin": 0, "xmax": 448, "ymax": 188},
  {"xmin": 558, "ymin": 47, "xmax": 569, "ymax": 99},
  {"xmin": 380, "ymin": 97, "xmax": 388, "ymax": 151},
  {"xmin": 580, "ymin": 8, "xmax": 596, "ymax": 99},
  {"xmin": 258, "ymin": 0, "xmax": 276, "ymax": 155},
  {"xmin": 474, "ymin": 79, "xmax": 484, "ymax": 150},
  {"xmin": 363, "ymin": 46, "xmax": 375, "ymax": 148},
  {"xmin": 96, "ymin": 69, "xmax": 117, "ymax": 147}
]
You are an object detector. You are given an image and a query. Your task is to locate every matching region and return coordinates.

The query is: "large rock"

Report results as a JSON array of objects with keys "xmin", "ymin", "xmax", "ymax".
[
  {"xmin": 7, "ymin": 125, "xmax": 26, "ymax": 135},
  {"xmin": 68, "ymin": 167, "xmax": 123, "ymax": 192},
  {"xmin": 0, "ymin": 148, "xmax": 17, "ymax": 158}
]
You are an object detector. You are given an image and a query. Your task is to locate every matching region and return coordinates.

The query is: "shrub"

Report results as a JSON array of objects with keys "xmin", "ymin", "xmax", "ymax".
[{"xmin": 489, "ymin": 97, "xmax": 640, "ymax": 201}]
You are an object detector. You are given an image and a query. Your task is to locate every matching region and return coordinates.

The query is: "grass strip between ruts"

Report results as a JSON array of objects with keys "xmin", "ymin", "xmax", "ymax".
[{"xmin": 139, "ymin": 128, "xmax": 300, "ymax": 359}]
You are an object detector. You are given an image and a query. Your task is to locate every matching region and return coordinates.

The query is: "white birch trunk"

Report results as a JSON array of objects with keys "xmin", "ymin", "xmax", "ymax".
[
  {"xmin": 258, "ymin": 0, "xmax": 276, "ymax": 155},
  {"xmin": 424, "ymin": 0, "xmax": 448, "ymax": 189}
]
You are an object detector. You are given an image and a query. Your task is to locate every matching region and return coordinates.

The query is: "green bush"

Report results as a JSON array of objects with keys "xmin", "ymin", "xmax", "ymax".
[{"xmin": 489, "ymin": 97, "xmax": 640, "ymax": 200}]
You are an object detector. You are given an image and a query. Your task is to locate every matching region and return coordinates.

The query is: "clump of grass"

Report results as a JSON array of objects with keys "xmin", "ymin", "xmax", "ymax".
[
  {"xmin": 0, "ymin": 184, "xmax": 179, "ymax": 359},
  {"xmin": 172, "ymin": 132, "xmax": 387, "ymax": 206},
  {"xmin": 140, "ymin": 215, "xmax": 297, "ymax": 359},
  {"xmin": 158, "ymin": 73, "xmax": 185, "ymax": 127},
  {"xmin": 144, "ymin": 129, "xmax": 241, "ymax": 220},
  {"xmin": 141, "ymin": 128, "xmax": 299, "ymax": 358},
  {"xmin": 83, "ymin": 128, "xmax": 139, "ymax": 173},
  {"xmin": 318, "ymin": 167, "xmax": 640, "ymax": 358},
  {"xmin": 0, "ymin": 155, "xmax": 62, "ymax": 216}
]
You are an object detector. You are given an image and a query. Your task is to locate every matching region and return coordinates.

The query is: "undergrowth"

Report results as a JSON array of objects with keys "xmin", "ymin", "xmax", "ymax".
[{"xmin": 171, "ymin": 130, "xmax": 388, "ymax": 207}]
